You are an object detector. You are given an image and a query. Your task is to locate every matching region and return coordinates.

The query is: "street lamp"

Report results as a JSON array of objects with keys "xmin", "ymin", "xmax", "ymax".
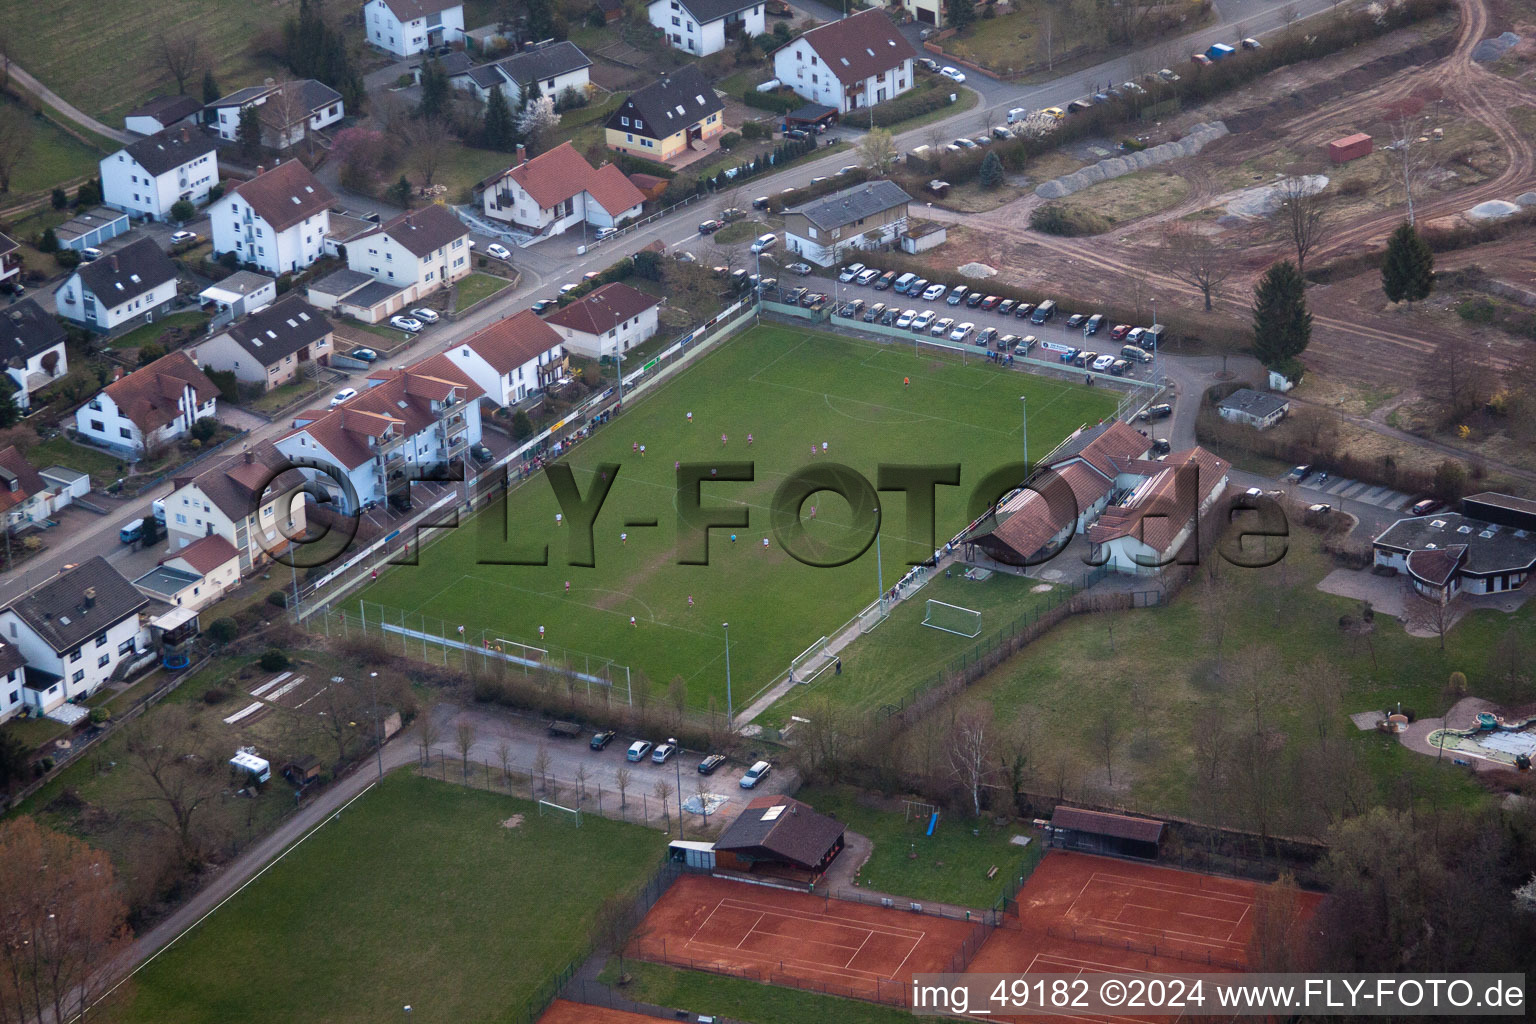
[
  {"xmin": 671, "ymin": 736, "xmax": 684, "ymax": 840},
  {"xmin": 722, "ymin": 623, "xmax": 733, "ymax": 730},
  {"xmin": 873, "ymin": 507, "xmax": 884, "ymax": 609},
  {"xmin": 370, "ymin": 671, "xmax": 383, "ymax": 780},
  {"xmin": 1020, "ymin": 396, "xmax": 1028, "ymax": 479},
  {"xmin": 1149, "ymin": 296, "xmax": 1158, "ymax": 390}
]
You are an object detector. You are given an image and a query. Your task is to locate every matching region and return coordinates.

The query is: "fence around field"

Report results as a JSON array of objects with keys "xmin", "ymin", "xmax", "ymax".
[
  {"xmin": 993, "ymin": 837, "xmax": 1048, "ymax": 924},
  {"xmin": 627, "ymin": 938, "xmax": 913, "ymax": 1008},
  {"xmin": 1042, "ymin": 923, "xmax": 1247, "ymax": 971}
]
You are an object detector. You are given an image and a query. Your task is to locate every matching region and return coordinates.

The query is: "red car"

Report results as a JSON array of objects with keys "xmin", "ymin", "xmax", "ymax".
[
  {"xmin": 1109, "ymin": 323, "xmax": 1133, "ymax": 341},
  {"xmin": 979, "ymin": 295, "xmax": 1002, "ymax": 311},
  {"xmin": 1192, "ymin": 53, "xmax": 1213, "ymax": 67}
]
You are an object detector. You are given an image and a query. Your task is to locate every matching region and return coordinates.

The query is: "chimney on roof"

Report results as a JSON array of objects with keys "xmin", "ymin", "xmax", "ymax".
[
  {"xmin": 181, "ymin": 126, "xmax": 189, "ymax": 143},
  {"xmin": 515, "ymin": 144, "xmax": 526, "ymax": 166},
  {"xmin": 112, "ymin": 366, "xmax": 123, "ymax": 383},
  {"xmin": 82, "ymin": 587, "xmax": 96, "ymax": 610},
  {"xmin": 244, "ymin": 449, "xmax": 255, "ymax": 465},
  {"xmin": 256, "ymin": 164, "xmax": 265, "ymax": 175},
  {"xmin": 110, "ymin": 255, "xmax": 119, "ymax": 273}
]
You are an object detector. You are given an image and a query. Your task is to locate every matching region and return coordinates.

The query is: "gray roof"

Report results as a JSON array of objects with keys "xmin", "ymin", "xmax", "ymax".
[
  {"xmin": 0, "ymin": 299, "xmax": 67, "ymax": 365},
  {"xmin": 75, "ymin": 238, "xmax": 178, "ymax": 303},
  {"xmin": 345, "ymin": 281, "xmax": 407, "ymax": 308},
  {"xmin": 126, "ymin": 94, "xmax": 204, "ymax": 127},
  {"xmin": 295, "ymin": 79, "xmax": 343, "ymax": 113},
  {"xmin": 606, "ymin": 65, "xmax": 723, "ymax": 140},
  {"xmin": 784, "ymin": 179, "xmax": 912, "ymax": 233},
  {"xmin": 310, "ymin": 268, "xmax": 375, "ymax": 300},
  {"xmin": 123, "ymin": 125, "xmax": 218, "ymax": 176},
  {"xmin": 54, "ymin": 207, "xmax": 129, "ymax": 243},
  {"xmin": 0, "ymin": 640, "xmax": 24, "ymax": 677},
  {"xmin": 203, "ymin": 271, "xmax": 274, "ymax": 299},
  {"xmin": 495, "ymin": 41, "xmax": 591, "ymax": 88},
  {"xmin": 463, "ymin": 64, "xmax": 508, "ymax": 91},
  {"xmin": 6, "ymin": 556, "xmax": 148, "ymax": 653},
  {"xmin": 222, "ymin": 295, "xmax": 333, "ymax": 366},
  {"xmin": 209, "ymin": 84, "xmax": 278, "ymax": 109},
  {"xmin": 1217, "ymin": 387, "xmax": 1289, "ymax": 419},
  {"xmin": 1373, "ymin": 511, "xmax": 1536, "ymax": 577},
  {"xmin": 133, "ymin": 564, "xmax": 202, "ymax": 599},
  {"xmin": 713, "ymin": 795, "xmax": 845, "ymax": 870},
  {"xmin": 1051, "ymin": 806, "xmax": 1165, "ymax": 843},
  {"xmin": 415, "ymin": 50, "xmax": 475, "ymax": 75},
  {"xmin": 658, "ymin": 0, "xmax": 759, "ymax": 23}
]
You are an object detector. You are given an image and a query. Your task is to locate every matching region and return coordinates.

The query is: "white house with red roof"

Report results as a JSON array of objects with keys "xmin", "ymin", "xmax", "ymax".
[
  {"xmin": 1085, "ymin": 446, "xmax": 1230, "ymax": 575},
  {"xmin": 545, "ymin": 282, "xmax": 661, "ymax": 359},
  {"xmin": 164, "ymin": 442, "xmax": 310, "ymax": 573},
  {"xmin": 772, "ymin": 9, "xmax": 916, "ymax": 114},
  {"xmin": 274, "ymin": 354, "xmax": 483, "ymax": 512},
  {"xmin": 365, "ymin": 0, "xmax": 465, "ymax": 57},
  {"xmin": 75, "ymin": 351, "xmax": 219, "ymax": 457},
  {"xmin": 478, "ymin": 142, "xmax": 645, "ymax": 239},
  {"xmin": 443, "ymin": 309, "xmax": 566, "ymax": 407},
  {"xmin": 208, "ymin": 160, "xmax": 336, "ymax": 275}
]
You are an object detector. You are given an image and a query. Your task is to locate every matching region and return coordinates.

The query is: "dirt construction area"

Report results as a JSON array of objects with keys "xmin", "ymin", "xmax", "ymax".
[{"xmin": 628, "ymin": 872, "xmax": 982, "ymax": 1003}]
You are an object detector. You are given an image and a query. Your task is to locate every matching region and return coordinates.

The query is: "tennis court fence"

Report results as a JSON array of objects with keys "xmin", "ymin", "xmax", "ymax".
[
  {"xmin": 627, "ymin": 938, "xmax": 913, "ymax": 1008},
  {"xmin": 1043, "ymin": 924, "xmax": 1248, "ymax": 971},
  {"xmin": 993, "ymin": 838, "xmax": 1048, "ymax": 926},
  {"xmin": 829, "ymin": 884, "xmax": 1001, "ymax": 927}
]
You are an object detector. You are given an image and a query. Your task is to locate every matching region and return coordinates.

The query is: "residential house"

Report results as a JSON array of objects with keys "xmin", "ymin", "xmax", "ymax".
[
  {"xmin": 1216, "ymin": 388, "xmax": 1290, "ymax": 430},
  {"xmin": 0, "ymin": 447, "xmax": 49, "ymax": 531},
  {"xmin": 444, "ymin": 310, "xmax": 565, "ymax": 407},
  {"xmin": 424, "ymin": 42, "xmax": 593, "ymax": 105},
  {"xmin": 782, "ymin": 179, "xmax": 912, "ymax": 266},
  {"xmin": 199, "ymin": 271, "xmax": 277, "ymax": 320},
  {"xmin": 364, "ymin": 0, "xmax": 465, "ymax": 57},
  {"xmin": 306, "ymin": 268, "xmax": 406, "ymax": 325},
  {"xmin": 604, "ymin": 65, "xmax": 726, "ymax": 162},
  {"xmin": 165, "ymin": 441, "xmax": 310, "ymax": 572},
  {"xmin": 0, "ymin": 557, "xmax": 149, "ymax": 717},
  {"xmin": 0, "ymin": 641, "xmax": 24, "ymax": 724},
  {"xmin": 1372, "ymin": 493, "xmax": 1536, "ymax": 602},
  {"xmin": 346, "ymin": 203, "xmax": 472, "ymax": 300},
  {"xmin": 544, "ymin": 282, "xmax": 660, "ymax": 359},
  {"xmin": 52, "ymin": 237, "xmax": 180, "ymax": 332},
  {"xmin": 274, "ymin": 355, "xmax": 484, "ymax": 512},
  {"xmin": 208, "ymin": 160, "xmax": 336, "ymax": 275},
  {"xmin": 479, "ymin": 142, "xmax": 645, "ymax": 238},
  {"xmin": 134, "ymin": 534, "xmax": 243, "ymax": 611},
  {"xmin": 1086, "ymin": 446, "xmax": 1230, "ymax": 575},
  {"xmin": 53, "ymin": 207, "xmax": 130, "ymax": 252},
  {"xmin": 772, "ymin": 9, "xmax": 916, "ymax": 114},
  {"xmin": 0, "ymin": 232, "xmax": 20, "ymax": 293},
  {"xmin": 75, "ymin": 351, "xmax": 218, "ymax": 457},
  {"xmin": 190, "ymin": 295, "xmax": 334, "ymax": 391},
  {"xmin": 895, "ymin": 0, "xmax": 943, "ymax": 27},
  {"xmin": 124, "ymin": 94, "xmax": 205, "ymax": 135},
  {"xmin": 647, "ymin": 0, "xmax": 764, "ymax": 57},
  {"xmin": 100, "ymin": 125, "xmax": 220, "ymax": 222},
  {"xmin": 0, "ymin": 299, "xmax": 68, "ymax": 411},
  {"xmin": 208, "ymin": 81, "xmax": 345, "ymax": 150}
]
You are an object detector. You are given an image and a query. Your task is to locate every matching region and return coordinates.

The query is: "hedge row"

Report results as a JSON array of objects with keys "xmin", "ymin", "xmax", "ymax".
[
  {"xmin": 870, "ymin": 86, "xmax": 951, "ymax": 128},
  {"xmin": 741, "ymin": 88, "xmax": 800, "ymax": 114}
]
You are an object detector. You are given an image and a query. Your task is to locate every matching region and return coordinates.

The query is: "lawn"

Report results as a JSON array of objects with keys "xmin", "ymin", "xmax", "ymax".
[
  {"xmin": 596, "ymin": 959, "xmax": 916, "ymax": 1024},
  {"xmin": 1057, "ymin": 170, "xmax": 1192, "ymax": 226},
  {"xmin": 116, "ymin": 772, "xmax": 667, "ymax": 1024},
  {"xmin": 431, "ymin": 144, "xmax": 521, "ymax": 203},
  {"xmin": 352, "ymin": 323, "xmax": 1116, "ymax": 711},
  {"xmin": 0, "ymin": 95, "xmax": 104, "ymax": 198},
  {"xmin": 797, "ymin": 783, "xmax": 1036, "ymax": 909},
  {"xmin": 248, "ymin": 376, "xmax": 324, "ymax": 416},
  {"xmin": 762, "ymin": 571, "xmax": 1070, "ymax": 729},
  {"xmin": 106, "ymin": 311, "xmax": 210, "ymax": 351},
  {"xmin": 0, "ymin": 0, "xmax": 292, "ymax": 125},
  {"xmin": 714, "ymin": 218, "xmax": 767, "ymax": 244},
  {"xmin": 456, "ymin": 271, "xmax": 514, "ymax": 309},
  {"xmin": 19, "ymin": 435, "xmax": 130, "ymax": 486}
]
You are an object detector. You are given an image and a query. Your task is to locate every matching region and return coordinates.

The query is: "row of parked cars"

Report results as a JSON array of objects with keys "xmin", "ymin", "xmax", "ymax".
[{"xmin": 585, "ymin": 728, "xmax": 773, "ymax": 788}]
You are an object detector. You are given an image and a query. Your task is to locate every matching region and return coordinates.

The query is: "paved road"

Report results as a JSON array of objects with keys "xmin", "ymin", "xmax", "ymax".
[{"xmin": 7, "ymin": 63, "xmax": 131, "ymax": 144}]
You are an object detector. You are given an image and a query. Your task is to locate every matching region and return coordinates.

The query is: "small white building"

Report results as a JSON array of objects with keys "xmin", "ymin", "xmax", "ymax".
[
  {"xmin": 444, "ymin": 309, "xmax": 566, "ymax": 407},
  {"xmin": 123, "ymin": 95, "xmax": 205, "ymax": 136},
  {"xmin": 0, "ymin": 556, "xmax": 150, "ymax": 718},
  {"xmin": 208, "ymin": 161, "xmax": 336, "ymax": 276},
  {"xmin": 647, "ymin": 0, "xmax": 764, "ymax": 57},
  {"xmin": 1216, "ymin": 388, "xmax": 1290, "ymax": 430},
  {"xmin": 772, "ymin": 9, "xmax": 917, "ymax": 114},
  {"xmin": 365, "ymin": 0, "xmax": 465, "ymax": 57},
  {"xmin": 544, "ymin": 282, "xmax": 661, "ymax": 360},
  {"xmin": 346, "ymin": 203, "xmax": 473, "ymax": 298},
  {"xmin": 52, "ymin": 238, "xmax": 180, "ymax": 333},
  {"xmin": 200, "ymin": 271, "xmax": 277, "ymax": 320},
  {"xmin": 165, "ymin": 442, "xmax": 310, "ymax": 573},
  {"xmin": 135, "ymin": 534, "xmax": 243, "ymax": 611},
  {"xmin": 100, "ymin": 126, "xmax": 219, "ymax": 222},
  {"xmin": 75, "ymin": 351, "xmax": 219, "ymax": 457},
  {"xmin": 0, "ymin": 299, "xmax": 68, "ymax": 412},
  {"xmin": 479, "ymin": 142, "xmax": 645, "ymax": 239},
  {"xmin": 190, "ymin": 295, "xmax": 334, "ymax": 392}
]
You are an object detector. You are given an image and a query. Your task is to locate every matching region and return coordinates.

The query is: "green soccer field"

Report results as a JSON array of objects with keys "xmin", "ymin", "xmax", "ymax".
[{"xmin": 353, "ymin": 324, "xmax": 1118, "ymax": 711}]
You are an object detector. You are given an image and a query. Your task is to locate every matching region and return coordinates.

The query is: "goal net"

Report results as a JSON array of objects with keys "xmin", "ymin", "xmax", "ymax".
[
  {"xmin": 922, "ymin": 599, "xmax": 982, "ymax": 638},
  {"xmin": 859, "ymin": 598, "xmax": 889, "ymax": 634},
  {"xmin": 493, "ymin": 638, "xmax": 549, "ymax": 663},
  {"xmin": 789, "ymin": 636, "xmax": 834, "ymax": 685},
  {"xmin": 537, "ymin": 799, "xmax": 582, "ymax": 826}
]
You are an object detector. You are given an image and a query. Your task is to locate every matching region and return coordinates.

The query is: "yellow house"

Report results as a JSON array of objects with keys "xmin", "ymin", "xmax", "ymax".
[{"xmin": 604, "ymin": 65, "xmax": 726, "ymax": 163}]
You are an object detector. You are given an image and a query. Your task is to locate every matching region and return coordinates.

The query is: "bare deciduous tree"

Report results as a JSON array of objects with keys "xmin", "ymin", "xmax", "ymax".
[
  {"xmin": 155, "ymin": 25, "xmax": 205, "ymax": 95},
  {"xmin": 262, "ymin": 81, "xmax": 317, "ymax": 153},
  {"xmin": 405, "ymin": 116, "xmax": 454, "ymax": 186},
  {"xmin": 121, "ymin": 704, "xmax": 224, "ymax": 866},
  {"xmin": 574, "ymin": 763, "xmax": 590, "ymax": 803},
  {"xmin": 1275, "ymin": 176, "xmax": 1332, "ymax": 276},
  {"xmin": 1405, "ymin": 585, "xmax": 1454, "ymax": 651},
  {"xmin": 1090, "ymin": 707, "xmax": 1121, "ymax": 787},
  {"xmin": 1420, "ymin": 333, "xmax": 1494, "ymax": 424},
  {"xmin": 418, "ymin": 703, "xmax": 441, "ymax": 764},
  {"xmin": 949, "ymin": 707, "xmax": 996, "ymax": 817},
  {"xmin": 455, "ymin": 721, "xmax": 476, "ymax": 779},
  {"xmin": 653, "ymin": 779, "xmax": 673, "ymax": 831},
  {"xmin": 0, "ymin": 818, "xmax": 133, "ymax": 1024},
  {"xmin": 1248, "ymin": 872, "xmax": 1308, "ymax": 971},
  {"xmin": 1158, "ymin": 225, "xmax": 1233, "ymax": 311},
  {"xmin": 1384, "ymin": 111, "xmax": 1436, "ymax": 225},
  {"xmin": 616, "ymin": 765, "xmax": 632, "ymax": 808},
  {"xmin": 496, "ymin": 739, "xmax": 513, "ymax": 786},
  {"xmin": 532, "ymin": 743, "xmax": 551, "ymax": 796},
  {"xmin": 859, "ymin": 128, "xmax": 896, "ymax": 175}
]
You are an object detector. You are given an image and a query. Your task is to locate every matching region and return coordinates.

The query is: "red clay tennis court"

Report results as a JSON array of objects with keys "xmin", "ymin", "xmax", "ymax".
[
  {"xmin": 537, "ymin": 999, "xmax": 658, "ymax": 1024},
  {"xmin": 629, "ymin": 872, "xmax": 982, "ymax": 1002}
]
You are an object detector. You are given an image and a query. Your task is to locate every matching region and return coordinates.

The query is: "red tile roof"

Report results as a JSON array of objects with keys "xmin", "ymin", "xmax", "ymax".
[
  {"xmin": 0, "ymin": 446, "xmax": 44, "ymax": 515},
  {"xmin": 228, "ymin": 160, "xmax": 335, "ymax": 233},
  {"xmin": 457, "ymin": 309, "xmax": 563, "ymax": 375},
  {"xmin": 167, "ymin": 534, "xmax": 241, "ymax": 575},
  {"xmin": 103, "ymin": 351, "xmax": 219, "ymax": 437},
  {"xmin": 1051, "ymin": 806, "xmax": 1165, "ymax": 843},
  {"xmin": 1407, "ymin": 545, "xmax": 1466, "ymax": 587},
  {"xmin": 1075, "ymin": 418, "xmax": 1152, "ymax": 477},
  {"xmin": 1086, "ymin": 446, "xmax": 1229, "ymax": 553},
  {"xmin": 545, "ymin": 282, "xmax": 660, "ymax": 336},
  {"xmin": 785, "ymin": 9, "xmax": 917, "ymax": 88},
  {"xmin": 493, "ymin": 142, "xmax": 645, "ymax": 216}
]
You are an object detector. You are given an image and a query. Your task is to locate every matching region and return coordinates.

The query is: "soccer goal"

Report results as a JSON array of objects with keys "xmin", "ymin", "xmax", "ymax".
[
  {"xmin": 789, "ymin": 636, "xmax": 835, "ymax": 685},
  {"xmin": 922, "ymin": 599, "xmax": 983, "ymax": 638},
  {"xmin": 494, "ymin": 638, "xmax": 549, "ymax": 663},
  {"xmin": 859, "ymin": 598, "xmax": 889, "ymax": 634},
  {"xmin": 537, "ymin": 799, "xmax": 582, "ymax": 826}
]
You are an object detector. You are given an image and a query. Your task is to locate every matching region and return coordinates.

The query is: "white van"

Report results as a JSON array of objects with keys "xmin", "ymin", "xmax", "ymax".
[
  {"xmin": 750, "ymin": 233, "xmax": 778, "ymax": 254},
  {"xmin": 1006, "ymin": 107, "xmax": 1028, "ymax": 124}
]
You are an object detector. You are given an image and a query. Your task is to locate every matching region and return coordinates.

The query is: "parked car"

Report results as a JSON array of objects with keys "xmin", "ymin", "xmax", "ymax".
[
  {"xmin": 1041, "ymin": 106, "xmax": 1066, "ymax": 120},
  {"xmin": 697, "ymin": 219, "xmax": 723, "ymax": 235},
  {"xmin": 952, "ymin": 137, "xmax": 978, "ymax": 150},
  {"xmin": 1151, "ymin": 437, "xmax": 1172, "ymax": 455},
  {"xmin": 1121, "ymin": 81, "xmax": 1146, "ymax": 95},
  {"xmin": 837, "ymin": 263, "xmax": 865, "ymax": 283},
  {"xmin": 80, "ymin": 247, "xmax": 103, "ymax": 262},
  {"xmin": 721, "ymin": 207, "xmax": 745, "ymax": 221},
  {"xmin": 471, "ymin": 443, "xmax": 494, "ymax": 464},
  {"xmin": 880, "ymin": 307, "xmax": 900, "ymax": 325},
  {"xmin": 997, "ymin": 299, "xmax": 1016, "ymax": 316},
  {"xmin": 531, "ymin": 299, "xmax": 558, "ymax": 314},
  {"xmin": 558, "ymin": 282, "xmax": 579, "ymax": 295},
  {"xmin": 1109, "ymin": 323, "xmax": 1133, "ymax": 341},
  {"xmin": 906, "ymin": 277, "xmax": 930, "ymax": 297},
  {"xmin": 940, "ymin": 66, "xmax": 967, "ymax": 82},
  {"xmin": 977, "ymin": 326, "xmax": 999, "ymax": 348},
  {"xmin": 855, "ymin": 268, "xmax": 881, "ymax": 286},
  {"xmin": 1157, "ymin": 68, "xmax": 1181, "ymax": 82},
  {"xmin": 1192, "ymin": 53, "xmax": 1213, "ymax": 66},
  {"xmin": 837, "ymin": 164, "xmax": 861, "ymax": 175},
  {"xmin": 329, "ymin": 387, "xmax": 358, "ymax": 407},
  {"xmin": 911, "ymin": 310, "xmax": 936, "ymax": 332},
  {"xmin": 1073, "ymin": 350, "xmax": 1096, "ymax": 368},
  {"xmin": 698, "ymin": 753, "xmax": 727, "ymax": 775},
  {"xmin": 1286, "ymin": 464, "xmax": 1314, "ymax": 483},
  {"xmin": 1110, "ymin": 359, "xmax": 1131, "ymax": 376},
  {"xmin": 1085, "ymin": 314, "xmax": 1105, "ymax": 335},
  {"xmin": 1067, "ymin": 99, "xmax": 1093, "ymax": 113},
  {"xmin": 949, "ymin": 321, "xmax": 975, "ymax": 343},
  {"xmin": 741, "ymin": 760, "xmax": 772, "ymax": 788},
  {"xmin": 169, "ymin": 230, "xmax": 198, "ymax": 245},
  {"xmin": 751, "ymin": 195, "xmax": 772, "ymax": 210},
  {"xmin": 1092, "ymin": 92, "xmax": 1111, "ymax": 104},
  {"xmin": 785, "ymin": 262, "xmax": 812, "ymax": 275},
  {"xmin": 1145, "ymin": 403, "xmax": 1173, "ymax": 420},
  {"xmin": 1242, "ymin": 37, "xmax": 1262, "ymax": 49},
  {"xmin": 839, "ymin": 299, "xmax": 864, "ymax": 317},
  {"xmin": 410, "ymin": 307, "xmax": 440, "ymax": 323},
  {"xmin": 593, "ymin": 226, "xmax": 618, "ymax": 241},
  {"xmin": 930, "ymin": 316, "xmax": 955, "ymax": 337},
  {"xmin": 1011, "ymin": 335, "xmax": 1035, "ymax": 355},
  {"xmin": 922, "ymin": 283, "xmax": 947, "ymax": 302},
  {"xmin": 390, "ymin": 314, "xmax": 423, "ymax": 333},
  {"xmin": 1013, "ymin": 303, "xmax": 1035, "ymax": 319},
  {"xmin": 1065, "ymin": 313, "xmax": 1087, "ymax": 329},
  {"xmin": 749, "ymin": 233, "xmax": 777, "ymax": 253},
  {"xmin": 946, "ymin": 285, "xmax": 968, "ymax": 306},
  {"xmin": 626, "ymin": 740, "xmax": 653, "ymax": 762},
  {"xmin": 590, "ymin": 729, "xmax": 617, "ymax": 750},
  {"xmin": 349, "ymin": 348, "xmax": 378, "ymax": 362},
  {"xmin": 964, "ymin": 291, "xmax": 985, "ymax": 308},
  {"xmin": 992, "ymin": 126, "xmax": 1013, "ymax": 140},
  {"xmin": 863, "ymin": 302, "xmax": 886, "ymax": 322},
  {"xmin": 895, "ymin": 309, "xmax": 918, "ymax": 329},
  {"xmin": 1411, "ymin": 499, "xmax": 1442, "ymax": 516},
  {"xmin": 486, "ymin": 243, "xmax": 512, "ymax": 260},
  {"xmin": 784, "ymin": 286, "xmax": 808, "ymax": 304},
  {"xmin": 1091, "ymin": 353, "xmax": 1116, "ymax": 371},
  {"xmin": 874, "ymin": 271, "xmax": 897, "ymax": 290},
  {"xmin": 1307, "ymin": 503, "xmax": 1332, "ymax": 514},
  {"xmin": 651, "ymin": 742, "xmax": 677, "ymax": 764}
]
